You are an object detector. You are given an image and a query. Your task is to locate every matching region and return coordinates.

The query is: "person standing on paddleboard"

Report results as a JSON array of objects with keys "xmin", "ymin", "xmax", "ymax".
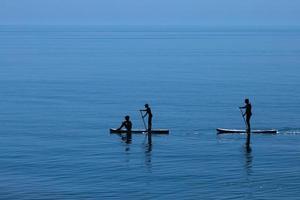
[
  {"xmin": 239, "ymin": 99, "xmax": 252, "ymax": 131},
  {"xmin": 140, "ymin": 104, "xmax": 152, "ymax": 131},
  {"xmin": 117, "ymin": 115, "xmax": 132, "ymax": 142}
]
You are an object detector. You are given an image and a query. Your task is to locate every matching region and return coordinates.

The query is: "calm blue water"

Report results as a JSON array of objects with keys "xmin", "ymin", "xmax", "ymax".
[{"xmin": 0, "ymin": 26, "xmax": 300, "ymax": 199}]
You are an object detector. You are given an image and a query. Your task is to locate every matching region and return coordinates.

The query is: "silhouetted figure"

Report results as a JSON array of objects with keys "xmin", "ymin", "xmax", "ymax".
[
  {"xmin": 240, "ymin": 99, "xmax": 252, "ymax": 148},
  {"xmin": 141, "ymin": 104, "xmax": 152, "ymax": 130},
  {"xmin": 140, "ymin": 104, "xmax": 153, "ymax": 145},
  {"xmin": 117, "ymin": 115, "xmax": 132, "ymax": 143},
  {"xmin": 239, "ymin": 99, "xmax": 252, "ymax": 131}
]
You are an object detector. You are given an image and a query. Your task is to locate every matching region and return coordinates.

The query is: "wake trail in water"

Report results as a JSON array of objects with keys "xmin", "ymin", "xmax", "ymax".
[{"xmin": 278, "ymin": 128, "xmax": 300, "ymax": 135}]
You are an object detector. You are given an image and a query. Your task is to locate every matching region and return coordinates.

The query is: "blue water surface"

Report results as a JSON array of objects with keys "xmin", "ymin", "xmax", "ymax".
[{"xmin": 0, "ymin": 26, "xmax": 299, "ymax": 199}]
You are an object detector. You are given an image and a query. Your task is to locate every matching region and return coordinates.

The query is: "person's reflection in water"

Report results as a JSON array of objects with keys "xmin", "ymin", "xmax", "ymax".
[
  {"xmin": 243, "ymin": 146, "xmax": 253, "ymax": 199},
  {"xmin": 144, "ymin": 144, "xmax": 152, "ymax": 170},
  {"xmin": 125, "ymin": 143, "xmax": 130, "ymax": 152},
  {"xmin": 244, "ymin": 146, "xmax": 253, "ymax": 175},
  {"xmin": 115, "ymin": 133, "xmax": 131, "ymax": 152}
]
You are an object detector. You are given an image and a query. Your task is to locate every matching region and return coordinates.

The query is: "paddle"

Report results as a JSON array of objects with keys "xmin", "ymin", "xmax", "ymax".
[
  {"xmin": 240, "ymin": 107, "xmax": 251, "ymax": 148},
  {"xmin": 140, "ymin": 110, "xmax": 151, "ymax": 144},
  {"xmin": 239, "ymin": 108, "xmax": 247, "ymax": 127},
  {"xmin": 140, "ymin": 110, "xmax": 147, "ymax": 130}
]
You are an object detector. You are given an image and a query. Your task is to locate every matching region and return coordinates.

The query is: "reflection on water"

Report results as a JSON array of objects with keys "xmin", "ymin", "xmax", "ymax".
[
  {"xmin": 1, "ymin": 26, "xmax": 300, "ymax": 199},
  {"xmin": 125, "ymin": 145, "xmax": 130, "ymax": 152},
  {"xmin": 243, "ymin": 145, "xmax": 253, "ymax": 199},
  {"xmin": 244, "ymin": 146, "xmax": 253, "ymax": 175},
  {"xmin": 144, "ymin": 144, "xmax": 152, "ymax": 170}
]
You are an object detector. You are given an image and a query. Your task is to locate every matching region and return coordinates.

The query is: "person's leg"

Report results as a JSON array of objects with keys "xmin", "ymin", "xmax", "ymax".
[
  {"xmin": 246, "ymin": 116, "xmax": 251, "ymax": 148},
  {"xmin": 147, "ymin": 117, "xmax": 152, "ymax": 130},
  {"xmin": 148, "ymin": 117, "xmax": 152, "ymax": 145},
  {"xmin": 246, "ymin": 116, "xmax": 251, "ymax": 131}
]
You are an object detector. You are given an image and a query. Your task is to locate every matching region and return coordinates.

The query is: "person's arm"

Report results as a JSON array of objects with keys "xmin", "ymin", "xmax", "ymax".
[
  {"xmin": 117, "ymin": 122, "xmax": 125, "ymax": 130},
  {"xmin": 140, "ymin": 109, "xmax": 147, "ymax": 117},
  {"xmin": 143, "ymin": 112, "xmax": 148, "ymax": 118},
  {"xmin": 239, "ymin": 106, "xmax": 246, "ymax": 116}
]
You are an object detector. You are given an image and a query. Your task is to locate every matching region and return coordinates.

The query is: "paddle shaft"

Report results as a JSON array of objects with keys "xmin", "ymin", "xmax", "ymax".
[
  {"xmin": 240, "ymin": 108, "xmax": 251, "ymax": 148},
  {"xmin": 140, "ymin": 110, "xmax": 153, "ymax": 145},
  {"xmin": 140, "ymin": 110, "xmax": 147, "ymax": 130},
  {"xmin": 239, "ymin": 108, "xmax": 247, "ymax": 126}
]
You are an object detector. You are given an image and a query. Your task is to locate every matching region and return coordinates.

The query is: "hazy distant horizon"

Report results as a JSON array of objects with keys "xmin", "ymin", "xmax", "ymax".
[
  {"xmin": 1, "ymin": 24, "xmax": 300, "ymax": 28},
  {"xmin": 1, "ymin": 0, "xmax": 300, "ymax": 26}
]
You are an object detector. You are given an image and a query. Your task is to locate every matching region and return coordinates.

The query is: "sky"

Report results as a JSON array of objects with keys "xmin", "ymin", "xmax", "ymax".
[{"xmin": 1, "ymin": 0, "xmax": 300, "ymax": 26}]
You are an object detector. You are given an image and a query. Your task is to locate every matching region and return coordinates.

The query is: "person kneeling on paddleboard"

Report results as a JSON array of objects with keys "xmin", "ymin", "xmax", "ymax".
[{"xmin": 117, "ymin": 115, "xmax": 132, "ymax": 142}]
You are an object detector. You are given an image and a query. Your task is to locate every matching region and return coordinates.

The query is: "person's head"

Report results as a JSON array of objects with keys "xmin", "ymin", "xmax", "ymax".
[
  {"xmin": 245, "ymin": 99, "xmax": 249, "ymax": 104},
  {"xmin": 144, "ymin": 104, "xmax": 149, "ymax": 108},
  {"xmin": 125, "ymin": 115, "xmax": 130, "ymax": 121}
]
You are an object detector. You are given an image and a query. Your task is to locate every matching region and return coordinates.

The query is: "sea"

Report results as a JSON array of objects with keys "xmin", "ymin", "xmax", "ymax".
[{"xmin": 0, "ymin": 25, "xmax": 299, "ymax": 199}]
